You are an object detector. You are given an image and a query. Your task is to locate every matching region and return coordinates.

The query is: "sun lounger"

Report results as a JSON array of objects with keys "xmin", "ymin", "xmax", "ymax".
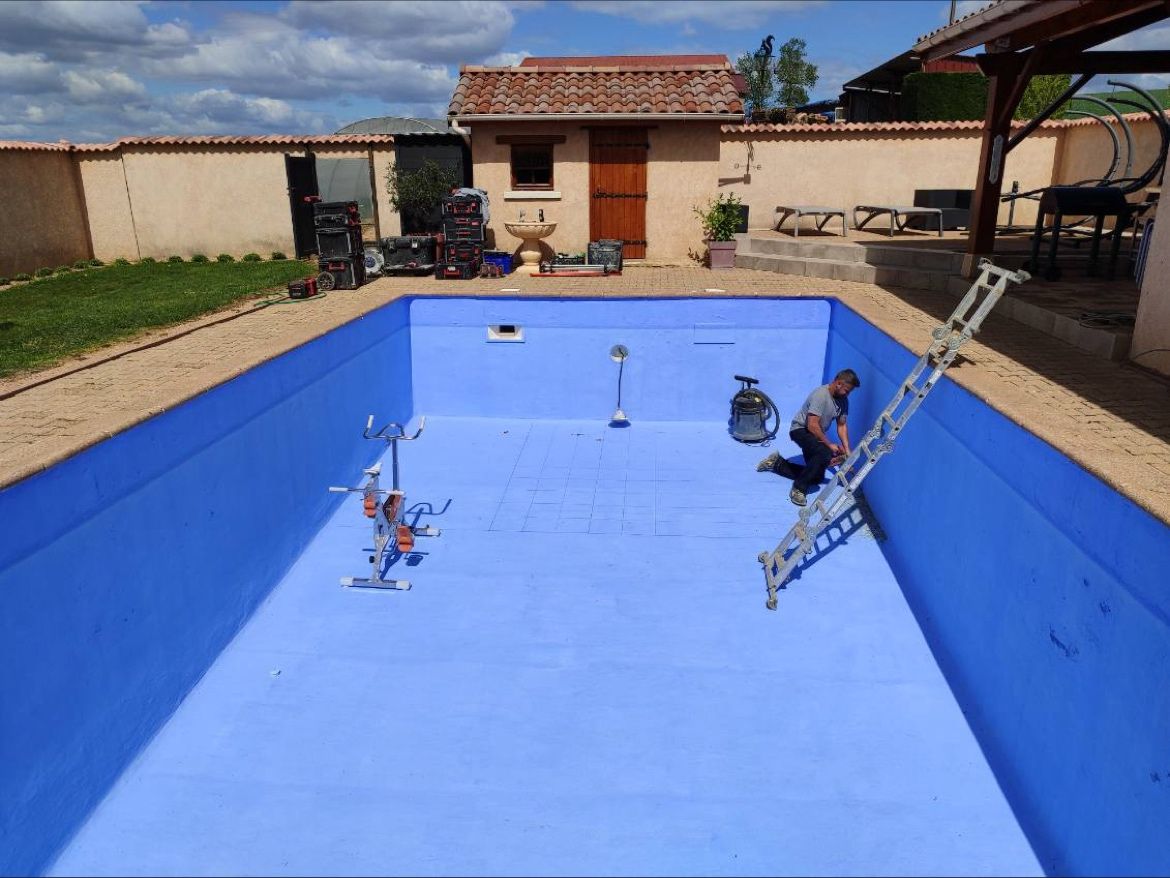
[
  {"xmin": 852, "ymin": 204, "xmax": 944, "ymax": 237},
  {"xmin": 774, "ymin": 205, "xmax": 848, "ymax": 237}
]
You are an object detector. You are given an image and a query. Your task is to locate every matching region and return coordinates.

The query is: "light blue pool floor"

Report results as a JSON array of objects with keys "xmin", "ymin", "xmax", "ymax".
[{"xmin": 51, "ymin": 417, "xmax": 1041, "ymax": 877}]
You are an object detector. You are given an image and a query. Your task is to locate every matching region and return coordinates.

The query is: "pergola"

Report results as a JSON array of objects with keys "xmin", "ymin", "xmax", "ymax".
[{"xmin": 912, "ymin": 0, "xmax": 1170, "ymax": 273}]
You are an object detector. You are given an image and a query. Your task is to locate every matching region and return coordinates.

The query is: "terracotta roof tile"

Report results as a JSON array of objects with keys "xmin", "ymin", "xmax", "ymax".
[
  {"xmin": 520, "ymin": 54, "xmax": 730, "ymax": 68},
  {"xmin": 723, "ymin": 111, "xmax": 1162, "ymax": 135},
  {"xmin": 0, "ymin": 140, "xmax": 71, "ymax": 152},
  {"xmin": 0, "ymin": 134, "xmax": 396, "ymax": 153},
  {"xmin": 449, "ymin": 59, "xmax": 744, "ymax": 118}
]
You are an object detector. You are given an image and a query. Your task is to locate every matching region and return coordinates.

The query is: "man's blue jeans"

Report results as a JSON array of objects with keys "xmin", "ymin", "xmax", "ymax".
[{"xmin": 789, "ymin": 428, "xmax": 833, "ymax": 493}]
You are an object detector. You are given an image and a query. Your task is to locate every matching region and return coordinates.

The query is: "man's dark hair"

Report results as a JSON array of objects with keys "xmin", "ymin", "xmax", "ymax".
[{"xmin": 835, "ymin": 368, "xmax": 861, "ymax": 388}]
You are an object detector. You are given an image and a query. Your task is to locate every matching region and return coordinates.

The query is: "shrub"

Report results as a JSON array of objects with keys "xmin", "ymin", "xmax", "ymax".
[
  {"xmin": 14, "ymin": 273, "xmax": 32, "ymax": 282},
  {"xmin": 35, "ymin": 267, "xmax": 53, "ymax": 277},
  {"xmin": 140, "ymin": 257, "xmax": 157, "ymax": 264},
  {"xmin": 269, "ymin": 251, "xmax": 287, "ymax": 261},
  {"xmin": 89, "ymin": 258, "xmax": 104, "ymax": 267},
  {"xmin": 114, "ymin": 257, "xmax": 131, "ymax": 266},
  {"xmin": 387, "ymin": 158, "xmax": 460, "ymax": 233},
  {"xmin": 216, "ymin": 253, "xmax": 234, "ymax": 263},
  {"xmin": 693, "ymin": 192, "xmax": 744, "ymax": 242},
  {"xmin": 191, "ymin": 253, "xmax": 209, "ymax": 263},
  {"xmin": 54, "ymin": 265, "xmax": 73, "ymax": 275},
  {"xmin": 167, "ymin": 255, "xmax": 184, "ymax": 263},
  {"xmin": 73, "ymin": 259, "xmax": 90, "ymax": 270},
  {"xmin": 0, "ymin": 277, "xmax": 10, "ymax": 286},
  {"xmin": 902, "ymin": 72, "xmax": 987, "ymax": 121},
  {"xmin": 242, "ymin": 252, "xmax": 261, "ymax": 262}
]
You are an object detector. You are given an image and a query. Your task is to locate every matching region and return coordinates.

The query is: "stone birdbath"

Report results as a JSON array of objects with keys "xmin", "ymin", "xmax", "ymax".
[{"xmin": 503, "ymin": 220, "xmax": 557, "ymax": 275}]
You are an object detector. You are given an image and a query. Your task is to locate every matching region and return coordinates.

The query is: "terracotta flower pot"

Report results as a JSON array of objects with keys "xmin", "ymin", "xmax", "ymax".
[{"xmin": 707, "ymin": 239, "xmax": 737, "ymax": 270}]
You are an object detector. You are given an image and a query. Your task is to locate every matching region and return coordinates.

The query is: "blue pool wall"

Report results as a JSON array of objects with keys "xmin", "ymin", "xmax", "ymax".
[
  {"xmin": 0, "ymin": 303, "xmax": 413, "ymax": 876},
  {"xmin": 408, "ymin": 297, "xmax": 831, "ymax": 421},
  {"xmin": 828, "ymin": 303, "xmax": 1170, "ymax": 877},
  {"xmin": 2, "ymin": 293, "xmax": 1167, "ymax": 876}
]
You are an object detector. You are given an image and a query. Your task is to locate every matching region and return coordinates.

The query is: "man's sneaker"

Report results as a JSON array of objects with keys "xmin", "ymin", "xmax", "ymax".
[
  {"xmin": 789, "ymin": 487, "xmax": 807, "ymax": 507},
  {"xmin": 756, "ymin": 452, "xmax": 780, "ymax": 472}
]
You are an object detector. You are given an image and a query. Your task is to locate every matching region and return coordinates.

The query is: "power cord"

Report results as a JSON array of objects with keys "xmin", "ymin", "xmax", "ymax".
[{"xmin": 1078, "ymin": 310, "xmax": 1135, "ymax": 328}]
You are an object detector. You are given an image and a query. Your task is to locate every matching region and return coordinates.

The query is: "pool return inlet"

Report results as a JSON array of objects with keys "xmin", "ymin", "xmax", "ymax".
[
  {"xmin": 329, "ymin": 415, "xmax": 441, "ymax": 590},
  {"xmin": 759, "ymin": 260, "xmax": 1030, "ymax": 609}
]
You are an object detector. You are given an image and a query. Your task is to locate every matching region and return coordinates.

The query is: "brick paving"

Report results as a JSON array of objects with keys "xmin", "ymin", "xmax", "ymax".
[{"xmin": 2, "ymin": 266, "xmax": 1168, "ymax": 525}]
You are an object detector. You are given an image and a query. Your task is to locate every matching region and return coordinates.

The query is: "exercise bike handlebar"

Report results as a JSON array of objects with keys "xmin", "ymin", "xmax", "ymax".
[{"xmin": 361, "ymin": 414, "xmax": 427, "ymax": 442}]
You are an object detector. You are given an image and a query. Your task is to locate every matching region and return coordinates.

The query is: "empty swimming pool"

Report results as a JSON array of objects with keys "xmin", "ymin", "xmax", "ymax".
[{"xmin": 3, "ymin": 297, "xmax": 1168, "ymax": 876}]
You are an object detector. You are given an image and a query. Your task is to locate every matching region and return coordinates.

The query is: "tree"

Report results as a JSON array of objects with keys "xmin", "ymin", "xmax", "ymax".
[
  {"xmin": 736, "ymin": 52, "xmax": 776, "ymax": 116},
  {"xmin": 1015, "ymin": 74, "xmax": 1073, "ymax": 120},
  {"xmin": 774, "ymin": 37, "xmax": 818, "ymax": 108},
  {"xmin": 736, "ymin": 35, "xmax": 776, "ymax": 117}
]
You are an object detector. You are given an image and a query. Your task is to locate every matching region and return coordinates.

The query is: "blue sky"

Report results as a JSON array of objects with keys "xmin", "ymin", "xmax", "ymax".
[{"xmin": 2, "ymin": 0, "xmax": 1167, "ymax": 143}]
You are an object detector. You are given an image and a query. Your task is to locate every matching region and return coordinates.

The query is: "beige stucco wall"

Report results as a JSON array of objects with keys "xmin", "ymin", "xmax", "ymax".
[
  {"xmin": 1055, "ymin": 115, "xmax": 1164, "ymax": 193},
  {"xmin": 719, "ymin": 127, "xmax": 1060, "ymax": 231},
  {"xmin": 467, "ymin": 120, "xmax": 722, "ymax": 262},
  {"xmin": 78, "ymin": 153, "xmax": 139, "ymax": 263},
  {"xmin": 0, "ymin": 150, "xmax": 90, "ymax": 276},
  {"xmin": 119, "ymin": 146, "xmax": 301, "ymax": 259},
  {"xmin": 1132, "ymin": 213, "xmax": 1170, "ymax": 377},
  {"xmin": 78, "ymin": 144, "xmax": 395, "ymax": 261}
]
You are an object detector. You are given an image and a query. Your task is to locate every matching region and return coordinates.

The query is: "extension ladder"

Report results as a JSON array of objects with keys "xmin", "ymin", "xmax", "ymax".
[{"xmin": 759, "ymin": 259, "xmax": 1030, "ymax": 610}]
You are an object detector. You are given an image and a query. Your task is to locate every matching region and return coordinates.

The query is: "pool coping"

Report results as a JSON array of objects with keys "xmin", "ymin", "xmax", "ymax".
[{"xmin": 2, "ymin": 267, "xmax": 1168, "ymax": 527}]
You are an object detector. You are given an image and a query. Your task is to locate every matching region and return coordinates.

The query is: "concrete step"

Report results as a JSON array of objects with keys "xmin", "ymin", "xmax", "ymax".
[
  {"xmin": 943, "ymin": 274, "xmax": 1132, "ymax": 361},
  {"xmin": 741, "ymin": 235, "xmax": 964, "ymax": 273},
  {"xmin": 736, "ymin": 252, "xmax": 954, "ymax": 292}
]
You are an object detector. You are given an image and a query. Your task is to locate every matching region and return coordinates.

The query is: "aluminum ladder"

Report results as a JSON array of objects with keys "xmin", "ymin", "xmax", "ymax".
[{"xmin": 759, "ymin": 259, "xmax": 1030, "ymax": 610}]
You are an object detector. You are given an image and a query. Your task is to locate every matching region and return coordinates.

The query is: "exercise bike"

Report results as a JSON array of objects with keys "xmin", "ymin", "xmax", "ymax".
[{"xmin": 329, "ymin": 414, "xmax": 440, "ymax": 590}]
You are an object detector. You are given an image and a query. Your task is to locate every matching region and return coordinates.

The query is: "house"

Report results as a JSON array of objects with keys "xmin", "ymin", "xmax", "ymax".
[{"xmin": 447, "ymin": 55, "xmax": 746, "ymax": 262}]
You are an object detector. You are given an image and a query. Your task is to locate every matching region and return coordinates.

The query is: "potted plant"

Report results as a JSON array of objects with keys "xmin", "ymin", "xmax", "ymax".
[
  {"xmin": 694, "ymin": 192, "xmax": 744, "ymax": 270},
  {"xmin": 386, "ymin": 159, "xmax": 460, "ymax": 234}
]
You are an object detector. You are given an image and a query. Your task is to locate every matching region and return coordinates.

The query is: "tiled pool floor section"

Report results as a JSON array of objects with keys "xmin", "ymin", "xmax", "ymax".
[{"xmin": 50, "ymin": 418, "xmax": 1041, "ymax": 876}]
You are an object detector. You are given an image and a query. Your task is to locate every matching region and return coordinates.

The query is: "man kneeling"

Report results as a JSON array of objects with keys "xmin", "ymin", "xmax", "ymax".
[{"xmin": 758, "ymin": 369, "xmax": 860, "ymax": 506}]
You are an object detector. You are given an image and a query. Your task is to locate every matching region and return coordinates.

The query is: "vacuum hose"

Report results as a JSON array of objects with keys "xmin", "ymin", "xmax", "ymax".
[{"xmin": 730, "ymin": 375, "xmax": 781, "ymax": 444}]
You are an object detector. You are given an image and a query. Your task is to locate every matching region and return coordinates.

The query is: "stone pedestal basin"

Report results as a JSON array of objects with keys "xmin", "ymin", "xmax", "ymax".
[{"xmin": 503, "ymin": 221, "xmax": 557, "ymax": 275}]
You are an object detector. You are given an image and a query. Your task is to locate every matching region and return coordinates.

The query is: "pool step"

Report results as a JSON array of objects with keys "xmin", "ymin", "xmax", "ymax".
[{"xmin": 736, "ymin": 252, "xmax": 957, "ymax": 292}]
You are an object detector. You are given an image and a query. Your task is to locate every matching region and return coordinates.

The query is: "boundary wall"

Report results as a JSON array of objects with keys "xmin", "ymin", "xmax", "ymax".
[{"xmin": 0, "ymin": 136, "xmax": 396, "ymax": 275}]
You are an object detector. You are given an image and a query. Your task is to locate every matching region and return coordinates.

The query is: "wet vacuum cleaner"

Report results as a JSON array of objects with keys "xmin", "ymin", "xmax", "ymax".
[{"xmin": 536, "ymin": 262, "xmax": 621, "ymax": 277}]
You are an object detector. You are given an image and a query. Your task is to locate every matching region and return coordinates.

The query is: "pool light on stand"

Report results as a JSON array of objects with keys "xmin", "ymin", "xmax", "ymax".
[{"xmin": 609, "ymin": 344, "xmax": 630, "ymax": 426}]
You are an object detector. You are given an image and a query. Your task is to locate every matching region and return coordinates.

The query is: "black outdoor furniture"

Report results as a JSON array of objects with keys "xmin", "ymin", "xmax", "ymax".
[
  {"xmin": 910, "ymin": 189, "xmax": 972, "ymax": 230},
  {"xmin": 1025, "ymin": 186, "xmax": 1134, "ymax": 281}
]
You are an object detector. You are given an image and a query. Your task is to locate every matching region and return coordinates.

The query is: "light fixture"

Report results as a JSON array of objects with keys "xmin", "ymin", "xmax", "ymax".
[{"xmin": 609, "ymin": 344, "xmax": 630, "ymax": 426}]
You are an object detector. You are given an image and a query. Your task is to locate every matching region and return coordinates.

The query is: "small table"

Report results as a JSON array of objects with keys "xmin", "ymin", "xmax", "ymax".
[
  {"xmin": 774, "ymin": 205, "xmax": 848, "ymax": 237},
  {"xmin": 853, "ymin": 205, "xmax": 944, "ymax": 237}
]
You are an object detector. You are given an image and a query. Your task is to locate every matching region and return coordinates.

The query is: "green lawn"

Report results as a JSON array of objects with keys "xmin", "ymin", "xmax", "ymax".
[{"xmin": 0, "ymin": 259, "xmax": 312, "ymax": 379}]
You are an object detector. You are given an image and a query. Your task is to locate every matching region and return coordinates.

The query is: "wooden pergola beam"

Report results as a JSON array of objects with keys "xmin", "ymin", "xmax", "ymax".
[{"xmin": 979, "ymin": 49, "xmax": 1170, "ymax": 75}]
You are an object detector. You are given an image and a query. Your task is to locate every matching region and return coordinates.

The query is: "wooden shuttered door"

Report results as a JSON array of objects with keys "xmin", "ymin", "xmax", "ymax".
[{"xmin": 589, "ymin": 127, "xmax": 648, "ymax": 259}]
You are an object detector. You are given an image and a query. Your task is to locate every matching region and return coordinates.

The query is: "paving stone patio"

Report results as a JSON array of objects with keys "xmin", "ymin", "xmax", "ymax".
[{"xmin": 2, "ymin": 266, "xmax": 1168, "ymax": 525}]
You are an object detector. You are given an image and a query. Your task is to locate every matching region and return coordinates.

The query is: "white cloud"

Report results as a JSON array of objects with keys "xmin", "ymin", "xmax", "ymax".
[
  {"xmin": 1098, "ymin": 21, "xmax": 1170, "ymax": 51},
  {"xmin": 570, "ymin": 0, "xmax": 824, "ymax": 30},
  {"xmin": 146, "ymin": 27, "xmax": 456, "ymax": 103},
  {"xmin": 0, "ymin": 0, "xmax": 191, "ymax": 61},
  {"xmin": 63, "ymin": 68, "xmax": 147, "ymax": 101},
  {"xmin": 281, "ymin": 1, "xmax": 515, "ymax": 63},
  {"xmin": 482, "ymin": 51, "xmax": 531, "ymax": 66},
  {"xmin": 0, "ymin": 52, "xmax": 63, "ymax": 93}
]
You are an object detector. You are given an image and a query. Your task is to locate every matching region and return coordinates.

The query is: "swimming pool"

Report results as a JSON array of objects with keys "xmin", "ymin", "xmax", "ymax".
[{"xmin": 2, "ymin": 296, "xmax": 1167, "ymax": 875}]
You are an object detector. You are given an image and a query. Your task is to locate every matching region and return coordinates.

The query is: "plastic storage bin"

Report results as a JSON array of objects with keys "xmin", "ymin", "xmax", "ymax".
[{"xmin": 482, "ymin": 250, "xmax": 513, "ymax": 274}]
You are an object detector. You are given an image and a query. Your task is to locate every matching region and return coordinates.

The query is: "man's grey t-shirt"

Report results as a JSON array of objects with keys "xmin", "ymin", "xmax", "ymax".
[{"xmin": 791, "ymin": 384, "xmax": 848, "ymax": 433}]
